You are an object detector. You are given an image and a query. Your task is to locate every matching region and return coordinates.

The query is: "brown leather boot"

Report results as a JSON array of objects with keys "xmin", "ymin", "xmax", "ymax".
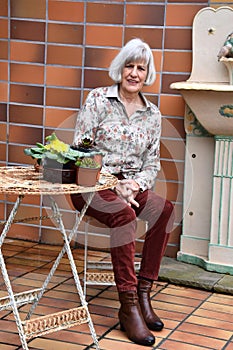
[
  {"xmin": 118, "ymin": 291, "xmax": 155, "ymax": 346},
  {"xmin": 138, "ymin": 279, "xmax": 164, "ymax": 331}
]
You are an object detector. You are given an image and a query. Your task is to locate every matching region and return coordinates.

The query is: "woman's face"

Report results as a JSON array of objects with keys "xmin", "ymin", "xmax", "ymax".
[{"xmin": 121, "ymin": 60, "xmax": 148, "ymax": 94}]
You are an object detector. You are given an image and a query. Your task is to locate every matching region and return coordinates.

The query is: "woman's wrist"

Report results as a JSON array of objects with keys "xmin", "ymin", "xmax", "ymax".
[{"xmin": 134, "ymin": 181, "xmax": 143, "ymax": 193}]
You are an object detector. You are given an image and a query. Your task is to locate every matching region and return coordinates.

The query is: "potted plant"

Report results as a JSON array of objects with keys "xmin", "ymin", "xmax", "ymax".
[
  {"xmin": 75, "ymin": 157, "xmax": 101, "ymax": 187},
  {"xmin": 24, "ymin": 133, "xmax": 103, "ymax": 184},
  {"xmin": 72, "ymin": 136, "xmax": 93, "ymax": 152},
  {"xmin": 71, "ymin": 136, "xmax": 103, "ymax": 166}
]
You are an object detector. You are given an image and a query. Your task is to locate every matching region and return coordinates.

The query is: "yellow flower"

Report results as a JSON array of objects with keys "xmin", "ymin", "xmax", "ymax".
[
  {"xmin": 44, "ymin": 133, "xmax": 69, "ymax": 153},
  {"xmin": 45, "ymin": 139, "xmax": 69, "ymax": 153}
]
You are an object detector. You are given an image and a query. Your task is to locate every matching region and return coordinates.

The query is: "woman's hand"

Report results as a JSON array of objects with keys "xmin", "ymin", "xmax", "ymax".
[{"xmin": 115, "ymin": 179, "xmax": 140, "ymax": 207}]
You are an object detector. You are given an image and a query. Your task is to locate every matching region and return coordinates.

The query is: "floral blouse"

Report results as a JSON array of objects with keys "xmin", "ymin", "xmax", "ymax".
[{"xmin": 73, "ymin": 84, "xmax": 161, "ymax": 191}]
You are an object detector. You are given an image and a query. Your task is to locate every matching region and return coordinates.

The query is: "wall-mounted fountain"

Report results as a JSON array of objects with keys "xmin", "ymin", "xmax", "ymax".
[{"xmin": 170, "ymin": 6, "xmax": 233, "ymax": 274}]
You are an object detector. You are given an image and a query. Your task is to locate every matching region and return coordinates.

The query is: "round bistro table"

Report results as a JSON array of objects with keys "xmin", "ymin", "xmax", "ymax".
[{"xmin": 0, "ymin": 166, "xmax": 118, "ymax": 350}]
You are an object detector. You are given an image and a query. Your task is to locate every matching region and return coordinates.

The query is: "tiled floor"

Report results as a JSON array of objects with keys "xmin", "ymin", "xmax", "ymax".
[{"xmin": 0, "ymin": 238, "xmax": 233, "ymax": 350}]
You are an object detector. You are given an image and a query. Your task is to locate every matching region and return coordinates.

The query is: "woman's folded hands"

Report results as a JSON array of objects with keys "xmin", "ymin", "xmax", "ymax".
[{"xmin": 115, "ymin": 179, "xmax": 140, "ymax": 207}]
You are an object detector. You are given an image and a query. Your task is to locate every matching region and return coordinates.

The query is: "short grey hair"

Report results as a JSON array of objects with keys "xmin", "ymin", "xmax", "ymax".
[{"xmin": 109, "ymin": 38, "xmax": 156, "ymax": 86}]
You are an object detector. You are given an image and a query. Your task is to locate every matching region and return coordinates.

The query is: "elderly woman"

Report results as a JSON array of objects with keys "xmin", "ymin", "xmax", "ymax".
[{"xmin": 71, "ymin": 38, "xmax": 174, "ymax": 346}]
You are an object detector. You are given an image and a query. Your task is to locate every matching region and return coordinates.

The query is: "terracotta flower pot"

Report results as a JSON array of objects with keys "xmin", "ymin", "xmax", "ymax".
[{"xmin": 76, "ymin": 166, "xmax": 100, "ymax": 187}]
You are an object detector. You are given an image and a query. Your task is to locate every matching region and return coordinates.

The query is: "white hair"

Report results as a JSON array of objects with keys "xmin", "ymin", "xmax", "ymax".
[{"xmin": 109, "ymin": 38, "xmax": 156, "ymax": 86}]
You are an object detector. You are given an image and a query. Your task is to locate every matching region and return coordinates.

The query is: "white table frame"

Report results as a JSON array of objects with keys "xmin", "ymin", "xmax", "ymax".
[{"xmin": 0, "ymin": 166, "xmax": 117, "ymax": 350}]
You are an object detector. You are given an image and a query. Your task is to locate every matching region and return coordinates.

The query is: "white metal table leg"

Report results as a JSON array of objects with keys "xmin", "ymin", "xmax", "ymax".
[
  {"xmin": 25, "ymin": 192, "xmax": 95, "ymax": 319},
  {"xmin": 0, "ymin": 252, "xmax": 29, "ymax": 349},
  {"xmin": 24, "ymin": 192, "xmax": 99, "ymax": 348},
  {"xmin": 0, "ymin": 195, "xmax": 29, "ymax": 349},
  {"xmin": 49, "ymin": 194, "xmax": 100, "ymax": 349}
]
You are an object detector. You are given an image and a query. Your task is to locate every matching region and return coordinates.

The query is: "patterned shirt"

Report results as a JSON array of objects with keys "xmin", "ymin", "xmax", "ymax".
[{"xmin": 73, "ymin": 84, "xmax": 161, "ymax": 191}]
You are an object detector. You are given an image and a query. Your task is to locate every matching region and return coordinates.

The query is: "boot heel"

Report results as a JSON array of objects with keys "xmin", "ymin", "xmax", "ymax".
[{"xmin": 120, "ymin": 322, "xmax": 125, "ymax": 331}]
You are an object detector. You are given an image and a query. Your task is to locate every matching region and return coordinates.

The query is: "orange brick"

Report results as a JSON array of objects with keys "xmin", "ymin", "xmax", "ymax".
[
  {"xmin": 46, "ymin": 66, "xmax": 81, "ymax": 88},
  {"xmin": 48, "ymin": 0, "xmax": 84, "ymax": 22}
]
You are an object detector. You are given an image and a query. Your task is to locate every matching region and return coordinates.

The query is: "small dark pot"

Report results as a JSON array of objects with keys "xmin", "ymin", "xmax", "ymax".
[{"xmin": 42, "ymin": 158, "xmax": 76, "ymax": 184}]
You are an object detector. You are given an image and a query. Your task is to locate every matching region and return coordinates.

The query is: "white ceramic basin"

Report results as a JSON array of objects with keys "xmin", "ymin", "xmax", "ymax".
[
  {"xmin": 170, "ymin": 7, "xmax": 233, "ymax": 136},
  {"xmin": 170, "ymin": 81, "xmax": 233, "ymax": 136}
]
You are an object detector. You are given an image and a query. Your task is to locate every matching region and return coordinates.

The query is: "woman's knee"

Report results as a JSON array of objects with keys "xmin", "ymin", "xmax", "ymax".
[
  {"xmin": 163, "ymin": 199, "xmax": 174, "ymax": 216},
  {"xmin": 147, "ymin": 192, "xmax": 173, "ymax": 217},
  {"xmin": 145, "ymin": 194, "xmax": 174, "ymax": 230},
  {"xmin": 163, "ymin": 199, "xmax": 175, "ymax": 232},
  {"xmin": 109, "ymin": 205, "xmax": 136, "ymax": 228}
]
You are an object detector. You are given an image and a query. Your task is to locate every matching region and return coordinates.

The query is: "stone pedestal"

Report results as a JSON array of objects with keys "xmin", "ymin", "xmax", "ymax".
[
  {"xmin": 178, "ymin": 115, "xmax": 233, "ymax": 274},
  {"xmin": 171, "ymin": 7, "xmax": 233, "ymax": 274}
]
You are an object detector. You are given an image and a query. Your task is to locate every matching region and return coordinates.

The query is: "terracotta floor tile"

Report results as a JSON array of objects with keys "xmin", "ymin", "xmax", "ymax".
[
  {"xmin": 0, "ymin": 330, "xmax": 22, "ymax": 346},
  {"xmin": 155, "ymin": 308, "xmax": 187, "ymax": 322},
  {"xmin": 154, "ymin": 293, "xmax": 204, "ymax": 308},
  {"xmin": 0, "ymin": 239, "xmax": 233, "ymax": 350},
  {"xmin": 0, "ymin": 319, "xmax": 18, "ymax": 333},
  {"xmin": 201, "ymin": 300, "xmax": 233, "ymax": 314},
  {"xmin": 32, "ymin": 244, "xmax": 62, "ymax": 251},
  {"xmin": 12, "ymin": 277, "xmax": 47, "ymax": 288},
  {"xmin": 3, "ymin": 241, "xmax": 29, "ymax": 250},
  {"xmin": 152, "ymin": 299, "xmax": 194, "ymax": 315},
  {"xmin": 159, "ymin": 339, "xmax": 208, "ymax": 349},
  {"xmin": 29, "ymin": 337, "xmax": 86, "ymax": 349},
  {"xmin": 98, "ymin": 288, "xmax": 118, "ymax": 300},
  {"xmin": 208, "ymin": 293, "xmax": 233, "ymax": 304},
  {"xmin": 153, "ymin": 327, "xmax": 173, "ymax": 339},
  {"xmin": 26, "ymin": 246, "xmax": 61, "ymax": 256},
  {"xmin": 4, "ymin": 263, "xmax": 36, "ymax": 275},
  {"xmin": 88, "ymin": 303, "xmax": 118, "ymax": 318},
  {"xmin": 16, "ymin": 251, "xmax": 53, "ymax": 261},
  {"xmin": 161, "ymin": 318, "xmax": 180, "ymax": 330},
  {"xmin": 161, "ymin": 284, "xmax": 211, "ymax": 299},
  {"xmin": 1, "ymin": 249, "xmax": 19, "ymax": 257},
  {"xmin": 42, "ymin": 328, "xmax": 95, "ymax": 345},
  {"xmin": 18, "ymin": 347, "xmax": 41, "ymax": 350},
  {"xmin": 15, "ymin": 304, "xmax": 65, "ymax": 317},
  {"xmin": 6, "ymin": 257, "xmax": 46, "ymax": 268},
  {"xmin": 86, "ymin": 287, "xmax": 107, "ymax": 298},
  {"xmin": 177, "ymin": 322, "xmax": 232, "ymax": 340},
  {"xmin": 186, "ymin": 315, "xmax": 233, "ymax": 332},
  {"xmin": 91, "ymin": 313, "xmax": 118, "ymax": 327},
  {"xmin": 23, "ymin": 271, "xmax": 67, "ymax": 285},
  {"xmin": 38, "ymin": 266, "xmax": 73, "ymax": 277},
  {"xmin": 35, "ymin": 296, "xmax": 80, "ymax": 310},
  {"xmin": 54, "ymin": 282, "xmax": 80, "ymax": 294},
  {"xmin": 4, "ymin": 239, "xmax": 36, "ymax": 247},
  {"xmin": 45, "ymin": 289, "xmax": 81, "ymax": 302},
  {"xmin": 89, "ymin": 296, "xmax": 119, "ymax": 309},
  {"xmin": 194, "ymin": 308, "xmax": 233, "ymax": 323},
  {"xmin": 99, "ymin": 337, "xmax": 155, "ymax": 349},
  {"xmin": 70, "ymin": 323, "xmax": 109, "ymax": 338},
  {"xmin": 170, "ymin": 330, "xmax": 226, "ymax": 349}
]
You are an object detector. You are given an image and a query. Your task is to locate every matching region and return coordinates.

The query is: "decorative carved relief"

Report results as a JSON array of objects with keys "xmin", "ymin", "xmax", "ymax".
[{"xmin": 185, "ymin": 106, "xmax": 211, "ymax": 137}]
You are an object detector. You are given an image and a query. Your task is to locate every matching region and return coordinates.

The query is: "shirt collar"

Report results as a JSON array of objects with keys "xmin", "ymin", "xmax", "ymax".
[{"xmin": 106, "ymin": 84, "xmax": 151, "ymax": 109}]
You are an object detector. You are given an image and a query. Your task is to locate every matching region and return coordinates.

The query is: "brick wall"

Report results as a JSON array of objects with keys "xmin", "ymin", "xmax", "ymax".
[{"xmin": 1, "ymin": 0, "xmax": 231, "ymax": 257}]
